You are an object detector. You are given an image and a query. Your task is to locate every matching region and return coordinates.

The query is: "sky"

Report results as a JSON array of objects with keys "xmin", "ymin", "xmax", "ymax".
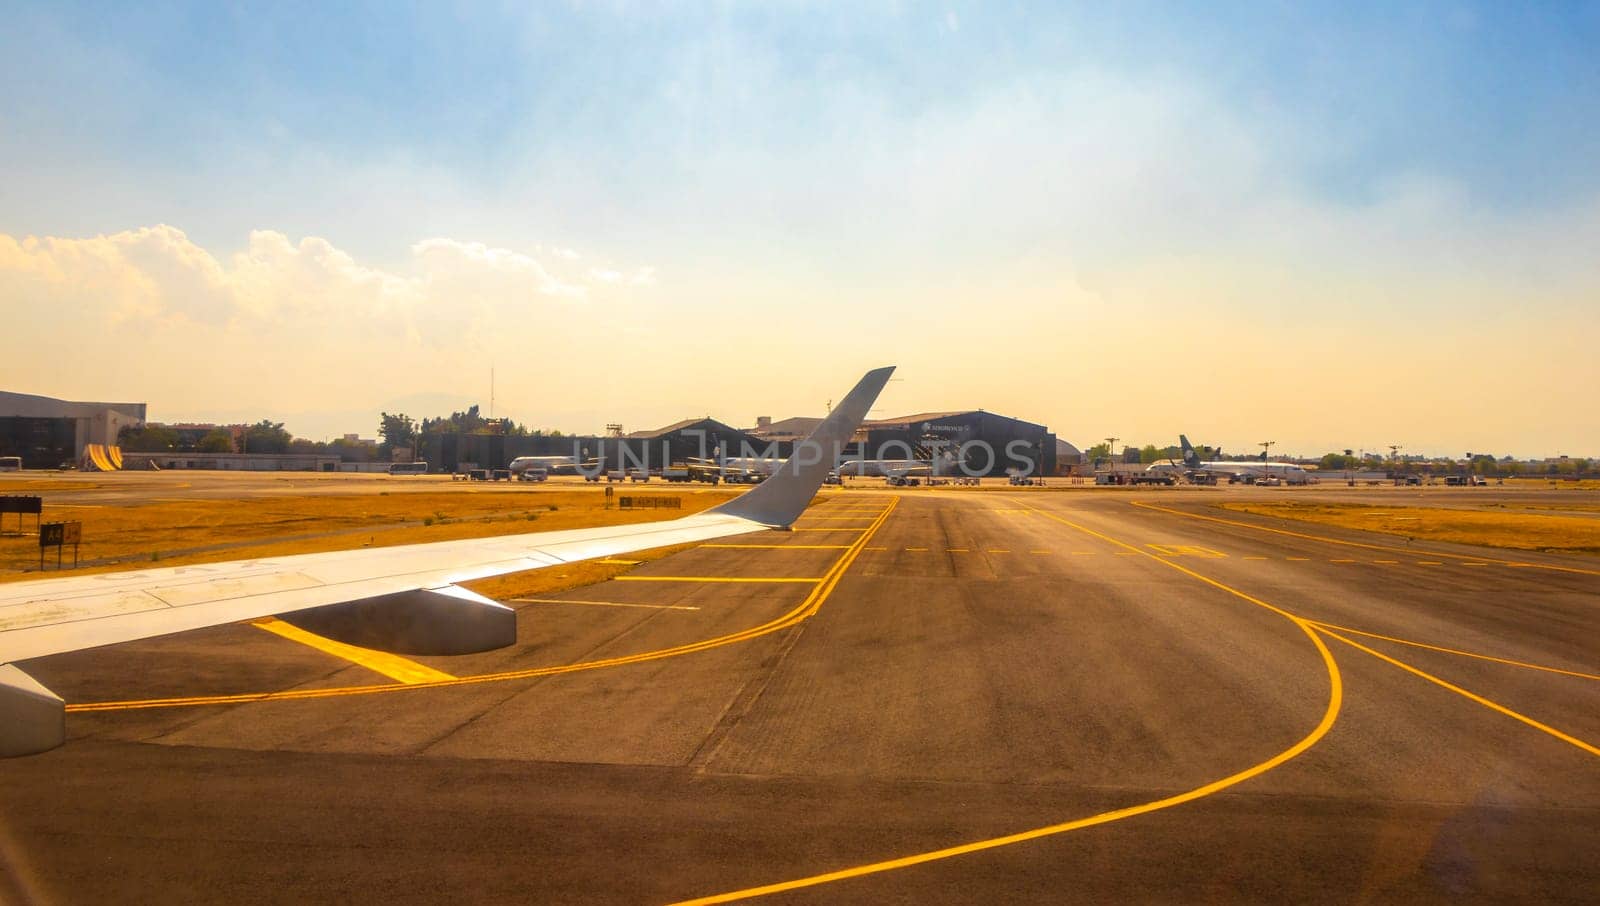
[{"xmin": 2, "ymin": 1, "xmax": 1597, "ymax": 459}]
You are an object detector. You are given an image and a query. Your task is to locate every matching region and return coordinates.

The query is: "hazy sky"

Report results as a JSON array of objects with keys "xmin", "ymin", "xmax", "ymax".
[{"xmin": 3, "ymin": 2, "xmax": 1597, "ymax": 458}]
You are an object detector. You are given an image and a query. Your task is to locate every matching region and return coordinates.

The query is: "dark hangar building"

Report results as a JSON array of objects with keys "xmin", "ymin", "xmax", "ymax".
[{"xmin": 857, "ymin": 410, "xmax": 1056, "ymax": 477}]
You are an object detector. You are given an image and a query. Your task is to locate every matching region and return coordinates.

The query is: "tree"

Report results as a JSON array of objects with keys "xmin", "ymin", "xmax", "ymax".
[
  {"xmin": 379, "ymin": 412, "xmax": 417, "ymax": 447},
  {"xmin": 196, "ymin": 429, "xmax": 235, "ymax": 453},
  {"xmin": 118, "ymin": 424, "xmax": 180, "ymax": 452},
  {"xmin": 1319, "ymin": 453, "xmax": 1354, "ymax": 472},
  {"xmin": 241, "ymin": 420, "xmax": 292, "ymax": 454},
  {"xmin": 1140, "ymin": 444, "xmax": 1163, "ymax": 464},
  {"xmin": 1084, "ymin": 442, "xmax": 1110, "ymax": 463}
]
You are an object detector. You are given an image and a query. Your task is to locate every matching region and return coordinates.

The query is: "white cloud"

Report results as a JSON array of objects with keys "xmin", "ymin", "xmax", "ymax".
[{"xmin": 0, "ymin": 226, "xmax": 644, "ymax": 340}]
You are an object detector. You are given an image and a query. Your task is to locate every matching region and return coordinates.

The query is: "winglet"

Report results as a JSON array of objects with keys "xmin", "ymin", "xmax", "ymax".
[{"xmin": 709, "ymin": 366, "xmax": 895, "ymax": 527}]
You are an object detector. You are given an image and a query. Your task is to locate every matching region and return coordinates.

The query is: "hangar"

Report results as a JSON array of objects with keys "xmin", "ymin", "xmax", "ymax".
[
  {"xmin": 750, "ymin": 409, "xmax": 1058, "ymax": 477},
  {"xmin": 857, "ymin": 410, "xmax": 1056, "ymax": 477},
  {"xmin": 0, "ymin": 391, "xmax": 146, "ymax": 468}
]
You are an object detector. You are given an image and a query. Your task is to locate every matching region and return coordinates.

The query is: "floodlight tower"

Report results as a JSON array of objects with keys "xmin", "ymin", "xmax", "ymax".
[
  {"xmin": 1260, "ymin": 440, "xmax": 1276, "ymax": 477},
  {"xmin": 1104, "ymin": 436, "xmax": 1119, "ymax": 468}
]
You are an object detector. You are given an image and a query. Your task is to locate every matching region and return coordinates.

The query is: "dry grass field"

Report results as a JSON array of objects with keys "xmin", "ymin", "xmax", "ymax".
[
  {"xmin": 1221, "ymin": 501, "xmax": 1600, "ymax": 555},
  {"xmin": 0, "ymin": 488, "xmax": 739, "ymax": 581}
]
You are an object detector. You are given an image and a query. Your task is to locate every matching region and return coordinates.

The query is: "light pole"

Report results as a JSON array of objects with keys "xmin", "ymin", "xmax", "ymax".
[
  {"xmin": 1260, "ymin": 440, "xmax": 1275, "ymax": 480},
  {"xmin": 1104, "ymin": 436, "xmax": 1119, "ymax": 471}
]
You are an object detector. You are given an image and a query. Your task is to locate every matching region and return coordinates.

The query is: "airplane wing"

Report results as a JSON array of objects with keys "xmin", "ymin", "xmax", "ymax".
[{"xmin": 0, "ymin": 365, "xmax": 895, "ymax": 756}]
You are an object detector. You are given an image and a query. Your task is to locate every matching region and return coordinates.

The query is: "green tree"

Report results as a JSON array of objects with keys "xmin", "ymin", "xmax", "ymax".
[
  {"xmin": 379, "ymin": 412, "xmax": 417, "ymax": 447},
  {"xmin": 118, "ymin": 424, "xmax": 180, "ymax": 452},
  {"xmin": 195, "ymin": 429, "xmax": 234, "ymax": 453},
  {"xmin": 241, "ymin": 420, "xmax": 292, "ymax": 454},
  {"xmin": 1319, "ymin": 453, "xmax": 1349, "ymax": 471},
  {"xmin": 1084, "ymin": 442, "xmax": 1110, "ymax": 463},
  {"xmin": 1140, "ymin": 444, "xmax": 1162, "ymax": 463}
]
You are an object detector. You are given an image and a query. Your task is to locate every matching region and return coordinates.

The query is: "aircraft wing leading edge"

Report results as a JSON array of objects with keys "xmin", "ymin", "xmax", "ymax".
[{"xmin": 0, "ymin": 365, "xmax": 895, "ymax": 756}]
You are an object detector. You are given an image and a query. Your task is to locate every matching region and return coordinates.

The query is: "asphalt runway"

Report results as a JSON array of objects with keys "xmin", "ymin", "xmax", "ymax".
[{"xmin": 2, "ymin": 490, "xmax": 1596, "ymax": 903}]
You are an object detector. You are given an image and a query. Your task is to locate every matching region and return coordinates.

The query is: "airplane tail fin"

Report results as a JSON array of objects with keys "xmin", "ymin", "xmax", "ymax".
[
  {"xmin": 1179, "ymin": 434, "xmax": 1202, "ymax": 468},
  {"xmin": 710, "ymin": 366, "xmax": 895, "ymax": 528}
]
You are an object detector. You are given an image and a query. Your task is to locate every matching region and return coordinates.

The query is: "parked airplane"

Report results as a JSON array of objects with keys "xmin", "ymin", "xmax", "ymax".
[
  {"xmin": 1148, "ymin": 435, "xmax": 1312, "ymax": 484},
  {"xmin": 836, "ymin": 458, "xmax": 932, "ymax": 478},
  {"xmin": 0, "ymin": 366, "xmax": 895, "ymax": 757},
  {"xmin": 508, "ymin": 455, "xmax": 580, "ymax": 476}
]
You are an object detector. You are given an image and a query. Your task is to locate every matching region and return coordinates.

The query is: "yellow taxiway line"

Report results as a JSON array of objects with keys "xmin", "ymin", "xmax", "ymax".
[
  {"xmin": 251, "ymin": 617, "xmax": 455, "ymax": 684},
  {"xmin": 509, "ymin": 598, "xmax": 700, "ymax": 612},
  {"xmin": 674, "ymin": 503, "xmax": 1343, "ymax": 905},
  {"xmin": 1131, "ymin": 500, "xmax": 1600, "ymax": 577}
]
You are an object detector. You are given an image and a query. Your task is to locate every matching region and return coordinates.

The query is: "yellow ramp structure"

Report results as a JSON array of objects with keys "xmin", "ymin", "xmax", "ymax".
[{"xmin": 80, "ymin": 444, "xmax": 123, "ymax": 472}]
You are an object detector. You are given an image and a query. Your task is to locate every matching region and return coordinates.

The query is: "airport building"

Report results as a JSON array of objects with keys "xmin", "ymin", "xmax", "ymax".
[
  {"xmin": 750, "ymin": 409, "xmax": 1059, "ymax": 477},
  {"xmin": 418, "ymin": 419, "xmax": 762, "ymax": 473},
  {"xmin": 855, "ymin": 410, "xmax": 1057, "ymax": 477},
  {"xmin": 0, "ymin": 391, "xmax": 147, "ymax": 468},
  {"xmin": 418, "ymin": 409, "xmax": 1057, "ymax": 476}
]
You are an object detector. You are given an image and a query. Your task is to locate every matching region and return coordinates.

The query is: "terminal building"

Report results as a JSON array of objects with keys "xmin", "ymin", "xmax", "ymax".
[{"xmin": 0, "ymin": 391, "xmax": 147, "ymax": 468}]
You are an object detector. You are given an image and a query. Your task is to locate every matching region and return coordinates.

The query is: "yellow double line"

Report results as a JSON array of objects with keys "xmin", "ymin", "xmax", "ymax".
[{"xmin": 67, "ymin": 498, "xmax": 899, "ymax": 713}]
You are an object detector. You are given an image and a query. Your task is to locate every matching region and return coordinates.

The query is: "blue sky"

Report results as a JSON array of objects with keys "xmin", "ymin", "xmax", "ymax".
[{"xmin": 3, "ymin": 2, "xmax": 1598, "ymax": 454}]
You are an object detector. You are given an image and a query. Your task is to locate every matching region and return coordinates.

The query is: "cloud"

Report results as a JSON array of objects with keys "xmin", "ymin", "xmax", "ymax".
[
  {"xmin": 412, "ymin": 236, "xmax": 588, "ymax": 301},
  {"xmin": 0, "ymin": 226, "xmax": 652, "ymax": 341}
]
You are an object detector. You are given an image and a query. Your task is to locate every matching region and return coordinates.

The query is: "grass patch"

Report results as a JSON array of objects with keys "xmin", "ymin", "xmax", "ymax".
[
  {"xmin": 0, "ymin": 488, "xmax": 737, "ymax": 580},
  {"xmin": 1220, "ymin": 501, "xmax": 1600, "ymax": 555}
]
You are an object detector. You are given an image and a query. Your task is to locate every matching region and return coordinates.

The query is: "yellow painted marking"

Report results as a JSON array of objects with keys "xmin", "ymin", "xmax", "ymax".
[
  {"xmin": 864, "ymin": 546, "xmax": 888, "ymax": 551},
  {"xmin": 700, "ymin": 544, "xmax": 850, "ymax": 549},
  {"xmin": 1029, "ymin": 549, "xmax": 1052, "ymax": 555},
  {"xmin": 1071, "ymin": 551, "xmax": 1095, "ymax": 556},
  {"xmin": 1462, "ymin": 562, "xmax": 1490, "ymax": 566},
  {"xmin": 69, "ymin": 498, "xmax": 901, "ymax": 713},
  {"xmin": 1309, "ymin": 621, "xmax": 1600, "ymax": 682},
  {"xmin": 793, "ymin": 528, "xmax": 864, "ymax": 533},
  {"xmin": 986, "ymin": 549, "xmax": 1010, "ymax": 554},
  {"xmin": 614, "ymin": 576, "xmax": 820, "ymax": 584},
  {"xmin": 1243, "ymin": 556, "xmax": 1268, "ymax": 561},
  {"xmin": 511, "ymin": 598, "xmax": 700, "ymax": 612},
  {"xmin": 946, "ymin": 548, "xmax": 969, "ymax": 553},
  {"xmin": 1147, "ymin": 544, "xmax": 1227, "ymax": 558},
  {"xmin": 677, "ymin": 506, "xmax": 1343, "ymax": 905},
  {"xmin": 251, "ymin": 618, "xmax": 455, "ymax": 684},
  {"xmin": 1286, "ymin": 557, "xmax": 1310, "ymax": 562},
  {"xmin": 1132, "ymin": 501, "xmax": 1600, "ymax": 577},
  {"xmin": 905, "ymin": 547, "xmax": 929, "ymax": 552},
  {"xmin": 1416, "ymin": 561, "xmax": 1443, "ymax": 566},
  {"xmin": 1317, "ymin": 628, "xmax": 1598, "ymax": 758},
  {"xmin": 1331, "ymin": 559, "xmax": 1357, "ymax": 563},
  {"xmin": 597, "ymin": 558, "xmax": 640, "ymax": 565},
  {"xmin": 1114, "ymin": 551, "xmax": 1137, "ymax": 556},
  {"xmin": 1373, "ymin": 560, "xmax": 1399, "ymax": 565}
]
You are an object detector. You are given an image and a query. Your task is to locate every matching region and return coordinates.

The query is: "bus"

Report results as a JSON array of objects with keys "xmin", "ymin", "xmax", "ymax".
[
  {"xmin": 0, "ymin": 456, "xmax": 20, "ymax": 472},
  {"xmin": 388, "ymin": 462, "xmax": 428, "ymax": 476}
]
